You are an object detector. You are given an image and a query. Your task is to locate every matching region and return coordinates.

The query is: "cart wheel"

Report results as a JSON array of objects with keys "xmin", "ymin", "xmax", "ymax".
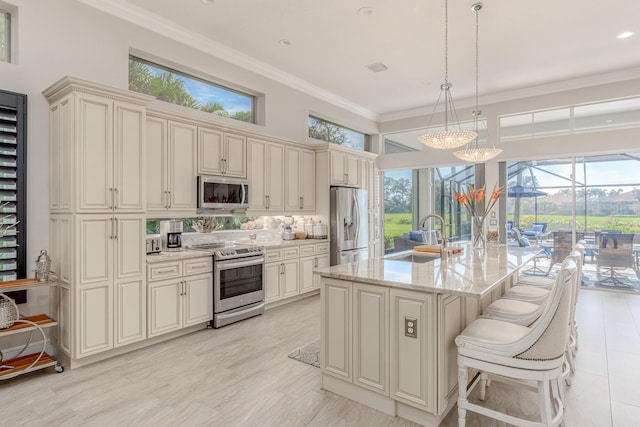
[{"xmin": 55, "ymin": 365, "xmax": 65, "ymax": 373}]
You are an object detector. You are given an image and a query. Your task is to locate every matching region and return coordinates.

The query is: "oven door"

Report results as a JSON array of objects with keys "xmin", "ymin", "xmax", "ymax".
[{"xmin": 214, "ymin": 256, "xmax": 264, "ymax": 313}]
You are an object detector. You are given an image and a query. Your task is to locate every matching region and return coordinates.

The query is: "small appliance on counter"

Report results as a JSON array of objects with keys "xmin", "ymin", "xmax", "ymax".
[
  {"xmin": 160, "ymin": 220, "xmax": 183, "ymax": 251},
  {"xmin": 146, "ymin": 237, "xmax": 162, "ymax": 254},
  {"xmin": 282, "ymin": 216, "xmax": 295, "ymax": 240}
]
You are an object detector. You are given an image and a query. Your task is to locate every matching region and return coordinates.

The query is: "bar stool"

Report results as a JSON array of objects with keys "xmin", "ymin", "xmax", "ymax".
[{"xmin": 456, "ymin": 260, "xmax": 577, "ymax": 427}]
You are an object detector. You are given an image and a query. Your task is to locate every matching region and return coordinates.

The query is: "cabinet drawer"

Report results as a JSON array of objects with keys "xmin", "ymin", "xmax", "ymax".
[
  {"xmin": 147, "ymin": 261, "xmax": 182, "ymax": 282},
  {"xmin": 283, "ymin": 247, "xmax": 300, "ymax": 260},
  {"xmin": 184, "ymin": 257, "xmax": 213, "ymax": 276},
  {"xmin": 265, "ymin": 249, "xmax": 283, "ymax": 263},
  {"xmin": 315, "ymin": 243, "xmax": 330, "ymax": 255},
  {"xmin": 300, "ymin": 244, "xmax": 315, "ymax": 257}
]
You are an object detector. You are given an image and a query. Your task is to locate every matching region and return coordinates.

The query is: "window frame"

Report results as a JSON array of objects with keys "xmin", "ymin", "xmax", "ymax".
[
  {"xmin": 128, "ymin": 55, "xmax": 257, "ymax": 124},
  {"xmin": 0, "ymin": 7, "xmax": 11, "ymax": 63},
  {"xmin": 308, "ymin": 115, "xmax": 370, "ymax": 151}
]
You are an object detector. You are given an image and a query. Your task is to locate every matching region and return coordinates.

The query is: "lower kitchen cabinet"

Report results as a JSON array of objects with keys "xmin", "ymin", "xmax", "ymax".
[
  {"xmin": 265, "ymin": 259, "xmax": 298, "ymax": 303},
  {"xmin": 147, "ymin": 257, "xmax": 213, "ymax": 338},
  {"xmin": 299, "ymin": 243, "xmax": 330, "ymax": 293}
]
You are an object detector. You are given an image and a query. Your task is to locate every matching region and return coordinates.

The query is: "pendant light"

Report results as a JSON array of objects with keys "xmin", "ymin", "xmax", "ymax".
[
  {"xmin": 417, "ymin": 0, "xmax": 477, "ymax": 150},
  {"xmin": 453, "ymin": 3, "xmax": 502, "ymax": 163}
]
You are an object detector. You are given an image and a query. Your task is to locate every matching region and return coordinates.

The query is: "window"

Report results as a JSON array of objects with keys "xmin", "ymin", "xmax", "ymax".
[
  {"xmin": 129, "ymin": 56, "xmax": 255, "ymax": 123},
  {"xmin": 0, "ymin": 9, "xmax": 10, "ymax": 63},
  {"xmin": 308, "ymin": 116, "xmax": 368, "ymax": 151}
]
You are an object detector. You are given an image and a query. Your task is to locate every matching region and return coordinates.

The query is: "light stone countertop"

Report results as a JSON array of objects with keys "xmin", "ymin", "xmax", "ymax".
[
  {"xmin": 146, "ymin": 238, "xmax": 330, "ymax": 262},
  {"xmin": 316, "ymin": 243, "xmax": 542, "ymax": 298},
  {"xmin": 146, "ymin": 248, "xmax": 215, "ymax": 263}
]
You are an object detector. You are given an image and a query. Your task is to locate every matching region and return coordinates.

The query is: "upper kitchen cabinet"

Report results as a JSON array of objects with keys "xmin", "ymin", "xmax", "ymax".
[
  {"xmin": 44, "ymin": 77, "xmax": 151, "ymax": 213},
  {"xmin": 146, "ymin": 113, "xmax": 197, "ymax": 216},
  {"xmin": 198, "ymin": 127, "xmax": 246, "ymax": 178},
  {"xmin": 330, "ymin": 149, "xmax": 360, "ymax": 187},
  {"xmin": 247, "ymin": 138, "xmax": 284, "ymax": 212},
  {"xmin": 285, "ymin": 146, "xmax": 315, "ymax": 212}
]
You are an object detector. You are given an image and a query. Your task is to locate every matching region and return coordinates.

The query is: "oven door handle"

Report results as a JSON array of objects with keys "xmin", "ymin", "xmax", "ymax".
[
  {"xmin": 215, "ymin": 302, "xmax": 265, "ymax": 321},
  {"xmin": 215, "ymin": 256, "xmax": 265, "ymax": 271}
]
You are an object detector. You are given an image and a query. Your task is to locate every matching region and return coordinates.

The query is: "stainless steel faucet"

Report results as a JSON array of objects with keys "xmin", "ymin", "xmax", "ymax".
[{"xmin": 418, "ymin": 214, "xmax": 448, "ymax": 260}]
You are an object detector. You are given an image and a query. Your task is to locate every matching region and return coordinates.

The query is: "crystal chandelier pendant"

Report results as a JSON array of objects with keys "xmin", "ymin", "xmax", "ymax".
[{"xmin": 452, "ymin": 3, "xmax": 502, "ymax": 163}]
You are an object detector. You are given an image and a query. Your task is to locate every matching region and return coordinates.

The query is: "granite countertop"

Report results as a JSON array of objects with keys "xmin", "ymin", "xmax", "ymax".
[{"xmin": 316, "ymin": 243, "xmax": 542, "ymax": 298}]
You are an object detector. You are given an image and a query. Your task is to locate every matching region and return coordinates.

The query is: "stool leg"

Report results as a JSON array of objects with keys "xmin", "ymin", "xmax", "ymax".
[
  {"xmin": 457, "ymin": 365, "xmax": 469, "ymax": 427},
  {"xmin": 479, "ymin": 372, "xmax": 488, "ymax": 401},
  {"xmin": 539, "ymin": 378, "xmax": 554, "ymax": 425}
]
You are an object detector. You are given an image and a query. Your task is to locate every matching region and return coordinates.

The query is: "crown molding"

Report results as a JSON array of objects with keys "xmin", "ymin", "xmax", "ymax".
[{"xmin": 76, "ymin": 0, "xmax": 379, "ymax": 121}]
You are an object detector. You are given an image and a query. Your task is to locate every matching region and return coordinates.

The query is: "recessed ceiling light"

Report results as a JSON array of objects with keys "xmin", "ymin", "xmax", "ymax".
[
  {"xmin": 616, "ymin": 31, "xmax": 634, "ymax": 39},
  {"xmin": 365, "ymin": 62, "xmax": 387, "ymax": 72},
  {"xmin": 605, "ymin": 119, "xmax": 614, "ymax": 123},
  {"xmin": 201, "ymin": 0, "xmax": 214, "ymax": 4},
  {"xmin": 357, "ymin": 7, "xmax": 374, "ymax": 16},
  {"xmin": 278, "ymin": 39, "xmax": 291, "ymax": 47}
]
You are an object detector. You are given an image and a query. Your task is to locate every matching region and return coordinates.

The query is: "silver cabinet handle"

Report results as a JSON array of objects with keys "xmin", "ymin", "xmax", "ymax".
[
  {"xmin": 164, "ymin": 191, "xmax": 169, "ymax": 209},
  {"xmin": 182, "ymin": 281, "xmax": 187, "ymax": 296},
  {"xmin": 110, "ymin": 218, "xmax": 114, "ymax": 239},
  {"xmin": 109, "ymin": 188, "xmax": 114, "ymax": 209},
  {"xmin": 266, "ymin": 195, "xmax": 270, "ymax": 209},
  {"xmin": 156, "ymin": 268, "xmax": 175, "ymax": 274},
  {"xmin": 114, "ymin": 218, "xmax": 118, "ymax": 239},
  {"xmin": 314, "ymin": 258, "xmax": 318, "ymax": 268},
  {"xmin": 168, "ymin": 191, "xmax": 172, "ymax": 208},
  {"xmin": 299, "ymin": 196, "xmax": 303, "ymax": 209},
  {"xmin": 114, "ymin": 188, "xmax": 119, "ymax": 209}
]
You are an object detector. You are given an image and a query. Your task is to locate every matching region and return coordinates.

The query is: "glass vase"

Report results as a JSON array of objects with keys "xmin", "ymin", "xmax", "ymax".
[{"xmin": 472, "ymin": 216, "xmax": 486, "ymax": 250}]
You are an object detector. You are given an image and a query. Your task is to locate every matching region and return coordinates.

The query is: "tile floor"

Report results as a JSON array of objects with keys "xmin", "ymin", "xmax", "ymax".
[{"xmin": 1, "ymin": 289, "xmax": 639, "ymax": 426}]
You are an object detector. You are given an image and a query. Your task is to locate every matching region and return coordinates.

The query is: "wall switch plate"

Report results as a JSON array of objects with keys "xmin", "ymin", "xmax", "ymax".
[
  {"xmin": 490, "ymin": 219, "xmax": 497, "ymax": 226},
  {"xmin": 404, "ymin": 317, "xmax": 417, "ymax": 338}
]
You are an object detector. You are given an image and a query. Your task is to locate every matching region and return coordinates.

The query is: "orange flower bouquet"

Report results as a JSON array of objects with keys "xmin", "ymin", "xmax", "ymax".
[{"xmin": 454, "ymin": 184, "xmax": 503, "ymax": 248}]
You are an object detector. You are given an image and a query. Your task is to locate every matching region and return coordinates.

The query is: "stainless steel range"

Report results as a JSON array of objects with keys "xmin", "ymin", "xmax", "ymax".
[{"xmin": 189, "ymin": 242, "xmax": 265, "ymax": 328}]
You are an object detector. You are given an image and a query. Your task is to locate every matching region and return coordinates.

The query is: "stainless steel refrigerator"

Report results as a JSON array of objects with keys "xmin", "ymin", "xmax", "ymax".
[{"xmin": 330, "ymin": 187, "xmax": 369, "ymax": 265}]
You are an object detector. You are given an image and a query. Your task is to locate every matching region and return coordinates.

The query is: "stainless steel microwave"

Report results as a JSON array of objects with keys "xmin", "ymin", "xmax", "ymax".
[{"xmin": 198, "ymin": 175, "xmax": 249, "ymax": 210}]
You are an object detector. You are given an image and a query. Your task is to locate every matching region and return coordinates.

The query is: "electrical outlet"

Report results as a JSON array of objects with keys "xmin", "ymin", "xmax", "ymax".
[{"xmin": 404, "ymin": 317, "xmax": 417, "ymax": 338}]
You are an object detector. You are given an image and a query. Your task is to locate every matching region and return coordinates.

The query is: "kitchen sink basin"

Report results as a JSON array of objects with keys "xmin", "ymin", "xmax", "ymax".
[{"xmin": 386, "ymin": 252, "xmax": 439, "ymax": 264}]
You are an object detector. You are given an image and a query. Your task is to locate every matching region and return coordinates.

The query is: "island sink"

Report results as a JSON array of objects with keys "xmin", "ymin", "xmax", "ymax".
[{"xmin": 386, "ymin": 252, "xmax": 438, "ymax": 263}]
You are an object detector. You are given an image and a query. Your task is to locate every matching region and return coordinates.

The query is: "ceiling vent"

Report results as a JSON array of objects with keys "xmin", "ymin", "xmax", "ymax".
[{"xmin": 365, "ymin": 62, "xmax": 388, "ymax": 73}]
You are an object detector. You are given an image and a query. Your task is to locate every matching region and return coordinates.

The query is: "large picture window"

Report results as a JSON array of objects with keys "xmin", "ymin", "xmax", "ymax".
[
  {"xmin": 128, "ymin": 56, "xmax": 255, "ymax": 123},
  {"xmin": 308, "ymin": 116, "xmax": 368, "ymax": 151}
]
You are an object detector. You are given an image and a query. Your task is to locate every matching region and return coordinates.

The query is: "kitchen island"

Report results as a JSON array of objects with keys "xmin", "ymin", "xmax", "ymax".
[{"xmin": 317, "ymin": 244, "xmax": 541, "ymax": 426}]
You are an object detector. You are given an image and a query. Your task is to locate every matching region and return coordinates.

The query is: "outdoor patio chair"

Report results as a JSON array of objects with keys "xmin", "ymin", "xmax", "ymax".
[
  {"xmin": 522, "ymin": 222, "xmax": 548, "ymax": 243},
  {"xmin": 507, "ymin": 220, "xmax": 514, "ymax": 239},
  {"xmin": 596, "ymin": 233, "xmax": 639, "ymax": 284}
]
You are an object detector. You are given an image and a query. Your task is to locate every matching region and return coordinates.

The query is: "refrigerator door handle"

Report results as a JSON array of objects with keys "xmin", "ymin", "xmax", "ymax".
[{"xmin": 353, "ymin": 193, "xmax": 360, "ymax": 244}]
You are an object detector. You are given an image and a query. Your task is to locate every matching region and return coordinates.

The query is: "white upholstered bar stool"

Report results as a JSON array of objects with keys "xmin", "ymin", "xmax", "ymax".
[{"xmin": 456, "ymin": 260, "xmax": 577, "ymax": 427}]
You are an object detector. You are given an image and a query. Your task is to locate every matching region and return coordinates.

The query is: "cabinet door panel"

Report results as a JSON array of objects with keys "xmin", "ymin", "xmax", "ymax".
[
  {"xmin": 354, "ymin": 284, "xmax": 388, "ymax": 395},
  {"xmin": 77, "ymin": 283, "xmax": 113, "ymax": 357},
  {"xmin": 50, "ymin": 97, "xmax": 73, "ymax": 211},
  {"xmin": 330, "ymin": 151, "xmax": 346, "ymax": 184},
  {"xmin": 78, "ymin": 95, "xmax": 113, "ymax": 211},
  {"xmin": 224, "ymin": 133, "xmax": 246, "ymax": 178},
  {"xmin": 267, "ymin": 143, "xmax": 285, "ymax": 211},
  {"xmin": 313, "ymin": 255, "xmax": 330, "ymax": 289},
  {"xmin": 299, "ymin": 257, "xmax": 314, "ymax": 294},
  {"xmin": 281, "ymin": 260, "xmax": 299, "ymax": 298},
  {"xmin": 78, "ymin": 215, "xmax": 112, "ymax": 284},
  {"xmin": 247, "ymin": 138, "xmax": 266, "ymax": 209},
  {"xmin": 321, "ymin": 279, "xmax": 352, "ymax": 381},
  {"xmin": 198, "ymin": 127, "xmax": 223, "ymax": 175},
  {"xmin": 58, "ymin": 285, "xmax": 72, "ymax": 355},
  {"xmin": 146, "ymin": 117, "xmax": 168, "ymax": 210},
  {"xmin": 265, "ymin": 263, "xmax": 281, "ymax": 303},
  {"xmin": 115, "ymin": 215, "xmax": 145, "ymax": 279},
  {"xmin": 168, "ymin": 122, "xmax": 197, "ymax": 210},
  {"xmin": 114, "ymin": 102, "xmax": 145, "ymax": 211},
  {"xmin": 301, "ymin": 149, "xmax": 315, "ymax": 211},
  {"xmin": 148, "ymin": 279, "xmax": 182, "ymax": 337},
  {"xmin": 184, "ymin": 273, "xmax": 213, "ymax": 326},
  {"xmin": 115, "ymin": 278, "xmax": 146, "ymax": 347},
  {"xmin": 285, "ymin": 147, "xmax": 301, "ymax": 210},
  {"xmin": 346, "ymin": 156, "xmax": 359, "ymax": 186}
]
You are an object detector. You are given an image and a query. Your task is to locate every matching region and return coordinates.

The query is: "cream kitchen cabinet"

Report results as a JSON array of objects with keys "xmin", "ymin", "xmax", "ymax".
[
  {"xmin": 75, "ymin": 213, "xmax": 147, "ymax": 357},
  {"xmin": 299, "ymin": 242, "xmax": 329, "ymax": 294},
  {"xmin": 321, "ymin": 279, "xmax": 389, "ymax": 396},
  {"xmin": 264, "ymin": 247, "xmax": 300, "ymax": 303},
  {"xmin": 198, "ymin": 127, "xmax": 246, "ymax": 178},
  {"xmin": 147, "ymin": 257, "xmax": 213, "ymax": 338},
  {"xmin": 330, "ymin": 150, "xmax": 360, "ymax": 187},
  {"xmin": 46, "ymin": 79, "xmax": 149, "ymax": 213},
  {"xmin": 247, "ymin": 138, "xmax": 284, "ymax": 211},
  {"xmin": 285, "ymin": 146, "xmax": 315, "ymax": 211},
  {"xmin": 146, "ymin": 116, "xmax": 197, "ymax": 215},
  {"xmin": 360, "ymin": 159, "xmax": 380, "ymax": 211}
]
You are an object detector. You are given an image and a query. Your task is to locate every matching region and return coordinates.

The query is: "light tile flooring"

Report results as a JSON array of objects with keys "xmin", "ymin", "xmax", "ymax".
[{"xmin": 1, "ymin": 289, "xmax": 640, "ymax": 426}]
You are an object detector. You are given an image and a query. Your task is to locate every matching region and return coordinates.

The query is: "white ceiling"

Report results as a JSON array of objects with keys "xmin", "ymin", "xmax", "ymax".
[{"xmin": 80, "ymin": 0, "xmax": 640, "ymax": 121}]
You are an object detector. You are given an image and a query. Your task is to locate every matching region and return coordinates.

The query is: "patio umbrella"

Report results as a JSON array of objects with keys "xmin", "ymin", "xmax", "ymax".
[{"xmin": 507, "ymin": 185, "xmax": 548, "ymax": 228}]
